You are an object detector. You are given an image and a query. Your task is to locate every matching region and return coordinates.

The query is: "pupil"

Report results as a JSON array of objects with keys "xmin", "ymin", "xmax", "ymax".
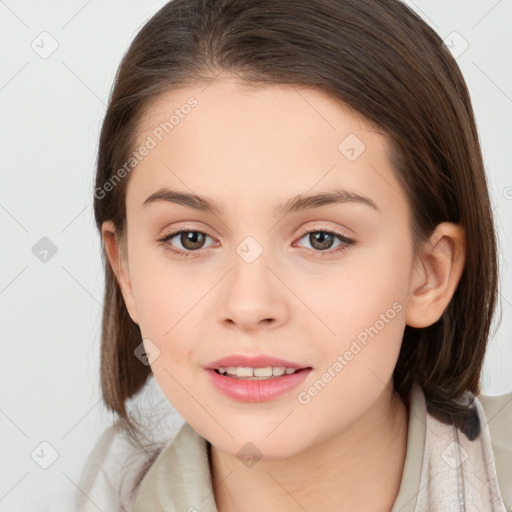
[
  {"xmin": 311, "ymin": 231, "xmax": 333, "ymax": 250},
  {"xmin": 182, "ymin": 231, "xmax": 205, "ymax": 250}
]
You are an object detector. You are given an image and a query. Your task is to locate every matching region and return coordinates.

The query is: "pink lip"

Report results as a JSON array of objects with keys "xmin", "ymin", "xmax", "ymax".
[
  {"xmin": 204, "ymin": 354, "xmax": 312, "ymax": 403},
  {"xmin": 205, "ymin": 354, "xmax": 309, "ymax": 370},
  {"xmin": 206, "ymin": 368, "xmax": 311, "ymax": 402}
]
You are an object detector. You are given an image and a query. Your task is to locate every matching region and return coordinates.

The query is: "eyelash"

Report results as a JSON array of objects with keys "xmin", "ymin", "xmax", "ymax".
[{"xmin": 158, "ymin": 227, "xmax": 355, "ymax": 259}]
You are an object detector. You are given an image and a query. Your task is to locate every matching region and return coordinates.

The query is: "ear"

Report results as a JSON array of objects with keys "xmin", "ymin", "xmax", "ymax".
[
  {"xmin": 101, "ymin": 220, "xmax": 139, "ymax": 325},
  {"xmin": 405, "ymin": 222, "xmax": 466, "ymax": 328}
]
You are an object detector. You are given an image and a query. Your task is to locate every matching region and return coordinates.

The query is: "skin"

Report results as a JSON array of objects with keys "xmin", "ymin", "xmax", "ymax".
[{"xmin": 102, "ymin": 76, "xmax": 466, "ymax": 512}]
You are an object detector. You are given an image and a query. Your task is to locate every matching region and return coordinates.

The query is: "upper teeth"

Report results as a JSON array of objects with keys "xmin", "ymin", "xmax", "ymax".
[{"xmin": 219, "ymin": 366, "xmax": 296, "ymax": 377}]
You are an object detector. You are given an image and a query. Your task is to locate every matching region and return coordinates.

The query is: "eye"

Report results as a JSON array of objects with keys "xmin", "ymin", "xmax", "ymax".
[
  {"xmin": 158, "ymin": 229, "xmax": 216, "ymax": 258},
  {"xmin": 158, "ymin": 227, "xmax": 355, "ymax": 259},
  {"xmin": 295, "ymin": 229, "xmax": 355, "ymax": 256}
]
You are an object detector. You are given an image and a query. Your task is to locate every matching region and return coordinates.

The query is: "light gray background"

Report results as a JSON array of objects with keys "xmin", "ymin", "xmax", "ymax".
[{"xmin": 1, "ymin": 0, "xmax": 511, "ymax": 510}]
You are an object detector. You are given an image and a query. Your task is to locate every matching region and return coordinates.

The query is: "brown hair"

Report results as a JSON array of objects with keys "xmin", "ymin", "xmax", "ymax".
[{"xmin": 93, "ymin": 0, "xmax": 501, "ymax": 449}]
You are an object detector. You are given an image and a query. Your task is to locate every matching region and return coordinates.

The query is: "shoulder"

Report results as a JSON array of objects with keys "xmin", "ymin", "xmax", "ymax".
[
  {"xmin": 478, "ymin": 389, "xmax": 512, "ymax": 510},
  {"xmin": 73, "ymin": 423, "xmax": 165, "ymax": 511}
]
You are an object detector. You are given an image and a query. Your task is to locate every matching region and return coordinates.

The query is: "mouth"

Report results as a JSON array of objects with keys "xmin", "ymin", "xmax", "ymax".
[
  {"xmin": 205, "ymin": 355, "xmax": 312, "ymax": 401},
  {"xmin": 207, "ymin": 365, "xmax": 313, "ymax": 402},
  {"xmin": 212, "ymin": 366, "xmax": 312, "ymax": 380}
]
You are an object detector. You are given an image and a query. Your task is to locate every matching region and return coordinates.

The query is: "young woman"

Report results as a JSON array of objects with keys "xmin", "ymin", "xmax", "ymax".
[{"xmin": 77, "ymin": 0, "xmax": 512, "ymax": 510}]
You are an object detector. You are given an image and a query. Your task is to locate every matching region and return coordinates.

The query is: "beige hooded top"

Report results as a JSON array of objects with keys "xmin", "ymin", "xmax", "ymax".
[{"xmin": 75, "ymin": 383, "xmax": 512, "ymax": 511}]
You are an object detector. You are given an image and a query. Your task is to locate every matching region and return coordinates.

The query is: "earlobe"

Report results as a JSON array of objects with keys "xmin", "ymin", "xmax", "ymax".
[
  {"xmin": 101, "ymin": 220, "xmax": 139, "ymax": 325},
  {"xmin": 405, "ymin": 222, "xmax": 466, "ymax": 328}
]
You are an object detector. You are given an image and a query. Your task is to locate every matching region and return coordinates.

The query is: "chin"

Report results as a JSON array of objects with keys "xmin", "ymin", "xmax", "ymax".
[{"xmin": 199, "ymin": 422, "xmax": 307, "ymax": 460}]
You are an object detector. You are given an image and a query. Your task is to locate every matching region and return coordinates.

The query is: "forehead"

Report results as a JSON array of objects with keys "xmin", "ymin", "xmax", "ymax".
[
  {"xmin": 136, "ymin": 78, "xmax": 373, "ymax": 148},
  {"xmin": 127, "ymin": 78, "xmax": 408, "ymax": 218}
]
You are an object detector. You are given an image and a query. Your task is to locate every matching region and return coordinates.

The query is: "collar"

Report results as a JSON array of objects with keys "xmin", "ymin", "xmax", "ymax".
[{"xmin": 133, "ymin": 384, "xmax": 427, "ymax": 512}]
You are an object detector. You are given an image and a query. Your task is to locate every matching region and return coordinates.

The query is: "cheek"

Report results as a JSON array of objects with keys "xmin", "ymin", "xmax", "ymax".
[
  {"xmin": 127, "ymin": 243, "xmax": 206, "ymax": 369},
  {"xmin": 300, "ymin": 239, "xmax": 410, "ymax": 338},
  {"xmin": 301, "ymin": 245, "xmax": 410, "ymax": 404},
  {"xmin": 127, "ymin": 239, "xmax": 188, "ymax": 335},
  {"xmin": 293, "ymin": 255, "xmax": 409, "ymax": 438}
]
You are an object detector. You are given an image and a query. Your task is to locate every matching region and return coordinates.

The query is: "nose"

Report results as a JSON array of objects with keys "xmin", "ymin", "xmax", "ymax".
[{"xmin": 218, "ymin": 248, "xmax": 290, "ymax": 332}]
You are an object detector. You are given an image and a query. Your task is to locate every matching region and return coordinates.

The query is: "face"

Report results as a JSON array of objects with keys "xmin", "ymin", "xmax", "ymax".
[{"xmin": 109, "ymin": 77, "xmax": 419, "ymax": 458}]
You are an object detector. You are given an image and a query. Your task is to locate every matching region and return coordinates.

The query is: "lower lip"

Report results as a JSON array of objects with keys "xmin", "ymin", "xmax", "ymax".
[{"xmin": 206, "ymin": 368, "xmax": 312, "ymax": 402}]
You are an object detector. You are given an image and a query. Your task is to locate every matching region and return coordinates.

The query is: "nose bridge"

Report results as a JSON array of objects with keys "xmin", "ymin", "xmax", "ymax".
[{"xmin": 218, "ymin": 233, "xmax": 289, "ymax": 330}]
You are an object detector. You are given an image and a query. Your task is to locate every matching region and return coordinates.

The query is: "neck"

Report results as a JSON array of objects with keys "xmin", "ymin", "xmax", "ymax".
[{"xmin": 209, "ymin": 386, "xmax": 409, "ymax": 512}]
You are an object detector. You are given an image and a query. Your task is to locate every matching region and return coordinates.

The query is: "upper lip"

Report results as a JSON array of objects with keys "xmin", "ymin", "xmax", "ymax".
[{"xmin": 206, "ymin": 354, "xmax": 311, "ymax": 370}]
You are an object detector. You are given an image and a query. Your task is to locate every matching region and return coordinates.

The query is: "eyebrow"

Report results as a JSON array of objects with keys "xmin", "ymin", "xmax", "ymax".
[{"xmin": 142, "ymin": 187, "xmax": 379, "ymax": 216}]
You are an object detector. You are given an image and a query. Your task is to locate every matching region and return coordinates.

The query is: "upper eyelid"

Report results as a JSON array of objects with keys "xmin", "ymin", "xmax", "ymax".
[
  {"xmin": 160, "ymin": 225, "xmax": 350, "ymax": 236},
  {"xmin": 160, "ymin": 226, "xmax": 216, "ymax": 242}
]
